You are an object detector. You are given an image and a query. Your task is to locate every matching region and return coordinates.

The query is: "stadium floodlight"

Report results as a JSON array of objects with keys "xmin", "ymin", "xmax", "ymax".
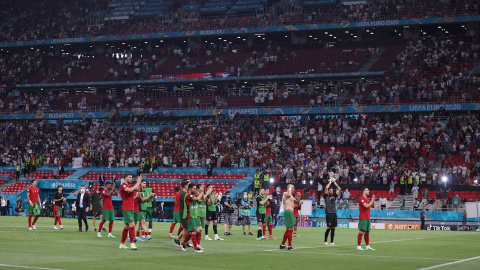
[
  {"xmin": 270, "ymin": 178, "xmax": 274, "ymax": 183},
  {"xmin": 310, "ymin": 180, "xmax": 313, "ymax": 185},
  {"xmin": 354, "ymin": 178, "xmax": 358, "ymax": 182},
  {"xmin": 442, "ymin": 176, "xmax": 448, "ymax": 183},
  {"xmin": 474, "ymin": 180, "xmax": 478, "ymax": 185},
  {"xmin": 302, "ymin": 180, "xmax": 306, "ymax": 184}
]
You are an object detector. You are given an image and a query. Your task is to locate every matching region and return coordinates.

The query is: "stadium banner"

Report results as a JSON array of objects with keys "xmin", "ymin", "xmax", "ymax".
[
  {"xmin": 2, "ymin": 103, "xmax": 480, "ymax": 120},
  {"xmin": 16, "ymin": 71, "xmax": 383, "ymax": 88},
  {"xmin": 425, "ymin": 224, "xmax": 457, "ymax": 231},
  {"xmin": 385, "ymin": 223, "xmax": 421, "ymax": 230},
  {"xmin": 1, "ymin": 16, "xmax": 479, "ymax": 48},
  {"xmin": 348, "ymin": 222, "xmax": 385, "ymax": 229},
  {"xmin": 35, "ymin": 180, "xmax": 89, "ymax": 190},
  {"xmin": 308, "ymin": 209, "xmax": 463, "ymax": 221}
]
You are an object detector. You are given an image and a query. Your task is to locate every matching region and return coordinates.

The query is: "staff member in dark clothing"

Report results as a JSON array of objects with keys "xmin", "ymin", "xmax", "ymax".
[
  {"xmin": 221, "ymin": 190, "xmax": 236, "ymax": 236},
  {"xmin": 324, "ymin": 177, "xmax": 340, "ymax": 246},
  {"xmin": 75, "ymin": 185, "xmax": 90, "ymax": 232},
  {"xmin": 420, "ymin": 207, "xmax": 427, "ymax": 230}
]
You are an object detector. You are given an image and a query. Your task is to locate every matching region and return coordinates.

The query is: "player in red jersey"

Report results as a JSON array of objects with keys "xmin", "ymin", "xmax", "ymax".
[
  {"xmin": 263, "ymin": 189, "xmax": 276, "ymax": 239},
  {"xmin": 119, "ymin": 173, "xmax": 142, "ymax": 250},
  {"xmin": 169, "ymin": 186, "xmax": 182, "ymax": 238},
  {"xmin": 357, "ymin": 187, "xmax": 375, "ymax": 251},
  {"xmin": 97, "ymin": 181, "xmax": 117, "ymax": 238},
  {"xmin": 293, "ymin": 192, "xmax": 302, "ymax": 237},
  {"xmin": 27, "ymin": 179, "xmax": 41, "ymax": 230}
]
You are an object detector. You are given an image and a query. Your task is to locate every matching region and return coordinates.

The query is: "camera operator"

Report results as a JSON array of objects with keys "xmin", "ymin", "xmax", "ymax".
[
  {"xmin": 221, "ymin": 190, "xmax": 236, "ymax": 236},
  {"xmin": 239, "ymin": 192, "xmax": 253, "ymax": 235}
]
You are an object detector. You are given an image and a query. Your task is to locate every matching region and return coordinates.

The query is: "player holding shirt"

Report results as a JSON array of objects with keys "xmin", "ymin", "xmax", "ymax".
[
  {"xmin": 141, "ymin": 181, "xmax": 156, "ymax": 239},
  {"xmin": 179, "ymin": 183, "xmax": 204, "ymax": 252},
  {"xmin": 263, "ymin": 189, "xmax": 276, "ymax": 239},
  {"xmin": 169, "ymin": 186, "xmax": 182, "ymax": 238},
  {"xmin": 279, "ymin": 184, "xmax": 296, "ymax": 251},
  {"xmin": 98, "ymin": 182, "xmax": 117, "ymax": 238},
  {"xmin": 53, "ymin": 185, "xmax": 66, "ymax": 230},
  {"xmin": 27, "ymin": 179, "xmax": 41, "ymax": 230},
  {"xmin": 119, "ymin": 173, "xmax": 142, "ymax": 250},
  {"xmin": 357, "ymin": 187, "xmax": 375, "ymax": 251},
  {"xmin": 293, "ymin": 192, "xmax": 303, "ymax": 237}
]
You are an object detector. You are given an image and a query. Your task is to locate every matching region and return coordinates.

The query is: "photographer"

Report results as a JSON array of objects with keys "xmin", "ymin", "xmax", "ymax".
[
  {"xmin": 221, "ymin": 191, "xmax": 236, "ymax": 236},
  {"xmin": 239, "ymin": 192, "xmax": 253, "ymax": 236}
]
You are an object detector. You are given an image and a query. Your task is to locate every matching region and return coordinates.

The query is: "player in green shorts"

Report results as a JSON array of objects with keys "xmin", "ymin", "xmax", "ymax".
[
  {"xmin": 179, "ymin": 183, "xmax": 204, "ymax": 252},
  {"xmin": 280, "ymin": 184, "xmax": 296, "ymax": 251},
  {"xmin": 263, "ymin": 189, "xmax": 275, "ymax": 239},
  {"xmin": 140, "ymin": 180, "xmax": 156, "ymax": 240},
  {"xmin": 137, "ymin": 181, "xmax": 155, "ymax": 241},
  {"xmin": 98, "ymin": 181, "xmax": 117, "ymax": 238},
  {"xmin": 119, "ymin": 174, "xmax": 142, "ymax": 250},
  {"xmin": 195, "ymin": 183, "xmax": 212, "ymax": 250},
  {"xmin": 357, "ymin": 187, "xmax": 375, "ymax": 251}
]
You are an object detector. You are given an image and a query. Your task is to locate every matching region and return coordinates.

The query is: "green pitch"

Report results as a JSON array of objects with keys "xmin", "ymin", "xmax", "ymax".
[{"xmin": 0, "ymin": 216, "xmax": 479, "ymax": 270}]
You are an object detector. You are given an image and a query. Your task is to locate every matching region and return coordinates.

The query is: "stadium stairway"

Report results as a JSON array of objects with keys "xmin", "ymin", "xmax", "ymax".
[{"xmin": 358, "ymin": 46, "xmax": 385, "ymax": 72}]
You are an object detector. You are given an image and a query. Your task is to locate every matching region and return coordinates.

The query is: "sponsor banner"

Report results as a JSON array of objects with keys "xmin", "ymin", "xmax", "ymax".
[
  {"xmin": 1, "ymin": 16, "xmax": 479, "ymax": 48},
  {"xmin": 385, "ymin": 223, "xmax": 421, "ymax": 230},
  {"xmin": 35, "ymin": 180, "xmax": 90, "ymax": 190},
  {"xmin": 425, "ymin": 224, "xmax": 457, "ymax": 231},
  {"xmin": 348, "ymin": 222, "xmax": 385, "ymax": 229},
  {"xmin": 2, "ymin": 103, "xmax": 479, "ymax": 120}
]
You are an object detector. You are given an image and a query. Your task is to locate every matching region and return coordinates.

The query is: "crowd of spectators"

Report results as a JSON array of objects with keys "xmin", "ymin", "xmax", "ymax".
[
  {"xmin": 0, "ymin": 0, "xmax": 478, "ymax": 42},
  {"xmin": 1, "ymin": 112, "xmax": 480, "ymax": 188}
]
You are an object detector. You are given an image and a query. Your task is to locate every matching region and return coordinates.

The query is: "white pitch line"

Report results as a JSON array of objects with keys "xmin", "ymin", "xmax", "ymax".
[
  {"xmin": 263, "ymin": 237, "xmax": 424, "ymax": 252},
  {"xmin": 0, "ymin": 264, "xmax": 67, "ymax": 270},
  {"xmin": 275, "ymin": 251, "xmax": 460, "ymax": 261},
  {"xmin": 418, "ymin": 256, "xmax": 480, "ymax": 270}
]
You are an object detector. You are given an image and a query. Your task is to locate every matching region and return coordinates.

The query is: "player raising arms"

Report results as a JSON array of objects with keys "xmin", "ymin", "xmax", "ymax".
[
  {"xmin": 119, "ymin": 173, "xmax": 142, "ymax": 250},
  {"xmin": 263, "ymin": 189, "xmax": 276, "ymax": 239},
  {"xmin": 98, "ymin": 181, "xmax": 117, "ymax": 238},
  {"xmin": 169, "ymin": 186, "xmax": 182, "ymax": 238},
  {"xmin": 324, "ymin": 177, "xmax": 340, "ymax": 246},
  {"xmin": 196, "ymin": 183, "xmax": 212, "ymax": 250},
  {"xmin": 53, "ymin": 185, "xmax": 66, "ymax": 230},
  {"xmin": 180, "ymin": 183, "xmax": 204, "ymax": 252},
  {"xmin": 204, "ymin": 184, "xmax": 223, "ymax": 241},
  {"xmin": 137, "ymin": 180, "xmax": 155, "ymax": 241},
  {"xmin": 280, "ymin": 184, "xmax": 296, "ymax": 251},
  {"xmin": 27, "ymin": 179, "xmax": 41, "ymax": 230},
  {"xmin": 357, "ymin": 187, "xmax": 375, "ymax": 251}
]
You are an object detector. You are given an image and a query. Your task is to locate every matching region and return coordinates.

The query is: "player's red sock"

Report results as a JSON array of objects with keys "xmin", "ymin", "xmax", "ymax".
[
  {"xmin": 128, "ymin": 227, "xmax": 135, "ymax": 243},
  {"xmin": 54, "ymin": 216, "xmax": 57, "ymax": 226},
  {"xmin": 191, "ymin": 233, "xmax": 198, "ymax": 249},
  {"xmin": 177, "ymin": 226, "xmax": 183, "ymax": 236},
  {"xmin": 121, "ymin": 227, "xmax": 128, "ymax": 244},
  {"xmin": 28, "ymin": 215, "xmax": 32, "ymax": 227},
  {"xmin": 32, "ymin": 215, "xmax": 39, "ymax": 225},
  {"xmin": 108, "ymin": 222, "xmax": 113, "ymax": 233},
  {"xmin": 196, "ymin": 231, "xmax": 201, "ymax": 245},
  {"xmin": 263, "ymin": 224, "xmax": 266, "ymax": 237},
  {"xmin": 287, "ymin": 229, "xmax": 293, "ymax": 246},
  {"xmin": 169, "ymin": 223, "xmax": 176, "ymax": 234},
  {"xmin": 142, "ymin": 231, "xmax": 146, "ymax": 237},
  {"xmin": 281, "ymin": 231, "xmax": 288, "ymax": 245},
  {"xmin": 57, "ymin": 215, "xmax": 62, "ymax": 226},
  {"xmin": 98, "ymin": 221, "xmax": 105, "ymax": 232},
  {"xmin": 136, "ymin": 231, "xmax": 140, "ymax": 237},
  {"xmin": 268, "ymin": 225, "xmax": 273, "ymax": 236},
  {"xmin": 364, "ymin": 233, "xmax": 370, "ymax": 246},
  {"xmin": 181, "ymin": 233, "xmax": 191, "ymax": 246},
  {"xmin": 357, "ymin": 233, "xmax": 363, "ymax": 246}
]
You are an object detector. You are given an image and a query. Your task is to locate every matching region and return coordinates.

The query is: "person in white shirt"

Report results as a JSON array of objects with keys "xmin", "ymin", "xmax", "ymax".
[
  {"xmin": 412, "ymin": 184, "xmax": 419, "ymax": 200},
  {"xmin": 379, "ymin": 196, "xmax": 388, "ymax": 210}
]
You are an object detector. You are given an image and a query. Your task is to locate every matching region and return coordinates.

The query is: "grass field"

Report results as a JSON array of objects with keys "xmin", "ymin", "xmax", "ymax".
[{"xmin": 0, "ymin": 216, "xmax": 479, "ymax": 270}]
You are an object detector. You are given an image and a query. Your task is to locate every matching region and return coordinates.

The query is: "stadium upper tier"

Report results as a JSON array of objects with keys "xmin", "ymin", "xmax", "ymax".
[{"xmin": 0, "ymin": 0, "xmax": 478, "ymax": 42}]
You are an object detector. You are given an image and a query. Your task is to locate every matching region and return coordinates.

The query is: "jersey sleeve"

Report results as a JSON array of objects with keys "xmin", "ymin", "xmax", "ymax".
[
  {"xmin": 256, "ymin": 197, "xmax": 262, "ymax": 204},
  {"xmin": 121, "ymin": 184, "xmax": 127, "ymax": 192},
  {"xmin": 359, "ymin": 198, "xmax": 365, "ymax": 205}
]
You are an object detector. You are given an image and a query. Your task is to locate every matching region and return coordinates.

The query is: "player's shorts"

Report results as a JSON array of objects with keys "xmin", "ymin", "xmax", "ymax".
[
  {"xmin": 181, "ymin": 218, "xmax": 188, "ymax": 229},
  {"xmin": 241, "ymin": 216, "xmax": 251, "ymax": 225},
  {"xmin": 223, "ymin": 213, "xmax": 234, "ymax": 225},
  {"xmin": 92, "ymin": 207, "xmax": 102, "ymax": 216},
  {"xmin": 54, "ymin": 206, "xmax": 62, "ymax": 216},
  {"xmin": 264, "ymin": 214, "xmax": 273, "ymax": 224},
  {"xmin": 139, "ymin": 211, "xmax": 146, "ymax": 221},
  {"xmin": 284, "ymin": 210, "xmax": 295, "ymax": 229},
  {"xmin": 256, "ymin": 213, "xmax": 265, "ymax": 224},
  {"xmin": 186, "ymin": 218, "xmax": 198, "ymax": 232},
  {"xmin": 326, "ymin": 213, "xmax": 338, "ymax": 227},
  {"xmin": 145, "ymin": 208, "xmax": 153, "ymax": 221},
  {"xmin": 358, "ymin": 219, "xmax": 371, "ymax": 232},
  {"xmin": 28, "ymin": 203, "xmax": 40, "ymax": 215},
  {"xmin": 102, "ymin": 209, "xmax": 115, "ymax": 221},
  {"xmin": 197, "ymin": 218, "xmax": 205, "ymax": 229},
  {"xmin": 206, "ymin": 210, "xmax": 217, "ymax": 221},
  {"xmin": 122, "ymin": 210, "xmax": 135, "ymax": 225},
  {"xmin": 173, "ymin": 211, "xmax": 181, "ymax": 223},
  {"xmin": 134, "ymin": 212, "xmax": 141, "ymax": 224}
]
